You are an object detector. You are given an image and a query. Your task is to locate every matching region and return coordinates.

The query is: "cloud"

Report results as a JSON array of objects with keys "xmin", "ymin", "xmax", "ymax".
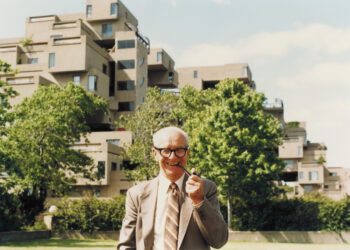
[
  {"xmin": 276, "ymin": 62, "xmax": 350, "ymax": 88},
  {"xmin": 176, "ymin": 23, "xmax": 350, "ymax": 67},
  {"xmin": 212, "ymin": 0, "xmax": 231, "ymax": 4},
  {"xmin": 170, "ymin": 0, "xmax": 177, "ymax": 7}
]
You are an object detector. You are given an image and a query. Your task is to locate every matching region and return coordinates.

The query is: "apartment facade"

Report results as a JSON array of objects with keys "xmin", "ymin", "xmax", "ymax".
[
  {"xmin": 1, "ymin": 0, "xmax": 348, "ymax": 200},
  {"xmin": 265, "ymin": 101, "xmax": 350, "ymax": 199},
  {"xmin": 0, "ymin": 0, "xmax": 148, "ymax": 197}
]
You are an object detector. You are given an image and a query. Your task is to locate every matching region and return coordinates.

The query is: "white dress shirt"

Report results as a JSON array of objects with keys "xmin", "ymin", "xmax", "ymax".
[{"xmin": 153, "ymin": 172, "xmax": 185, "ymax": 250}]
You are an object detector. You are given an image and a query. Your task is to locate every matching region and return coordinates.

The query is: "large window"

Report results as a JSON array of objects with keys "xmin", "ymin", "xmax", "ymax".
[
  {"xmin": 117, "ymin": 40, "xmax": 135, "ymax": 49},
  {"xmin": 157, "ymin": 52, "xmax": 163, "ymax": 62},
  {"xmin": 299, "ymin": 171, "xmax": 303, "ymax": 181},
  {"xmin": 86, "ymin": 5, "xmax": 92, "ymax": 18},
  {"xmin": 73, "ymin": 75, "xmax": 80, "ymax": 85},
  {"xmin": 193, "ymin": 70, "xmax": 198, "ymax": 78},
  {"xmin": 28, "ymin": 58, "xmax": 38, "ymax": 64},
  {"xmin": 49, "ymin": 53, "xmax": 55, "ymax": 68},
  {"xmin": 118, "ymin": 60, "xmax": 135, "ymax": 69},
  {"xmin": 111, "ymin": 3, "xmax": 118, "ymax": 15},
  {"xmin": 88, "ymin": 75, "xmax": 97, "ymax": 91},
  {"xmin": 168, "ymin": 72, "xmax": 173, "ymax": 82},
  {"xmin": 117, "ymin": 81, "xmax": 135, "ymax": 90},
  {"xmin": 309, "ymin": 171, "xmax": 319, "ymax": 181},
  {"xmin": 107, "ymin": 139, "xmax": 120, "ymax": 146},
  {"xmin": 102, "ymin": 24, "xmax": 113, "ymax": 37},
  {"xmin": 97, "ymin": 161, "xmax": 105, "ymax": 179},
  {"xmin": 119, "ymin": 102, "xmax": 134, "ymax": 111}
]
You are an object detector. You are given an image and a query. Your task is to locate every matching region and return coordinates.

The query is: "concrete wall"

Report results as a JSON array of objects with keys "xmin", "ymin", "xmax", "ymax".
[
  {"xmin": 228, "ymin": 231, "xmax": 350, "ymax": 244},
  {"xmin": 51, "ymin": 230, "xmax": 350, "ymax": 244},
  {"xmin": 0, "ymin": 230, "xmax": 51, "ymax": 243}
]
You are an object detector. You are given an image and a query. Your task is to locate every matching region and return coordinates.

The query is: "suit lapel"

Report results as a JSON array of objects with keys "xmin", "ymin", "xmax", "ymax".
[
  {"xmin": 140, "ymin": 177, "xmax": 158, "ymax": 249},
  {"xmin": 178, "ymin": 174, "xmax": 193, "ymax": 249}
]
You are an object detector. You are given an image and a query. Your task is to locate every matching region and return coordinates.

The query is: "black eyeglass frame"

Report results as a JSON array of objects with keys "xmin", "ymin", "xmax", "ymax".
[{"xmin": 153, "ymin": 146, "xmax": 189, "ymax": 158}]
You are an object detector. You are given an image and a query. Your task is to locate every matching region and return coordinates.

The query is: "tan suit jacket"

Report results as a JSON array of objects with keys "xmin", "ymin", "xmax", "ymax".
[{"xmin": 117, "ymin": 175, "xmax": 228, "ymax": 250}]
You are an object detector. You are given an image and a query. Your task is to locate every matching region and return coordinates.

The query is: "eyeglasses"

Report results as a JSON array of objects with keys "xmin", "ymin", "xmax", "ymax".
[{"xmin": 154, "ymin": 146, "xmax": 188, "ymax": 158}]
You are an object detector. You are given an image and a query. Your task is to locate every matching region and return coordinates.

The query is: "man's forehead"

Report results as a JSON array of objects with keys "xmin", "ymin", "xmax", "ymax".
[{"xmin": 155, "ymin": 130, "xmax": 187, "ymax": 146}]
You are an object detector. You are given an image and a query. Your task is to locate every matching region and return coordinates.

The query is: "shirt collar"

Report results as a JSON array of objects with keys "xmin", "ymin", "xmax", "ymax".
[{"xmin": 159, "ymin": 171, "xmax": 185, "ymax": 193}]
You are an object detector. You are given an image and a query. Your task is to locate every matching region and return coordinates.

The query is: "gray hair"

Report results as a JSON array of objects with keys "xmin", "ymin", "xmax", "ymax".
[{"xmin": 153, "ymin": 126, "xmax": 189, "ymax": 147}]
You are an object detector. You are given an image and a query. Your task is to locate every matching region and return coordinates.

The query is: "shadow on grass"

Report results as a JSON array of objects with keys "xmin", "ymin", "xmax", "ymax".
[{"xmin": 2, "ymin": 238, "xmax": 116, "ymax": 248}]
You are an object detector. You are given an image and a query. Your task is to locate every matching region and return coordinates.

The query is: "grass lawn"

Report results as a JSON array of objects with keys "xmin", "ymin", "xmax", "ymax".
[{"xmin": 1, "ymin": 238, "xmax": 350, "ymax": 250}]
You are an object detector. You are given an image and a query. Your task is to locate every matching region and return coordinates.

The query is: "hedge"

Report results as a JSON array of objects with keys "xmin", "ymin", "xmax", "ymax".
[
  {"xmin": 230, "ymin": 195, "xmax": 350, "ymax": 231},
  {"xmin": 52, "ymin": 195, "xmax": 125, "ymax": 233}
]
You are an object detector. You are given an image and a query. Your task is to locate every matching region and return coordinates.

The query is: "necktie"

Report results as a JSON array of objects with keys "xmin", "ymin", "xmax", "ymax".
[{"xmin": 164, "ymin": 182, "xmax": 180, "ymax": 250}]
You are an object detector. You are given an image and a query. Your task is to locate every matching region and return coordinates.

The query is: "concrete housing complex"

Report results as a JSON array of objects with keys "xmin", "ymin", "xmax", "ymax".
[{"xmin": 0, "ymin": 0, "xmax": 348, "ymax": 200}]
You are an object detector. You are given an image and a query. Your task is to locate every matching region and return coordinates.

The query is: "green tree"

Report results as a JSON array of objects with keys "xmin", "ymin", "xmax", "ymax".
[
  {"xmin": 1, "ymin": 82, "xmax": 107, "ymax": 225},
  {"xmin": 0, "ymin": 60, "xmax": 18, "ymax": 134},
  {"xmin": 179, "ymin": 79, "xmax": 285, "ymax": 229},
  {"xmin": 116, "ymin": 87, "xmax": 179, "ymax": 180}
]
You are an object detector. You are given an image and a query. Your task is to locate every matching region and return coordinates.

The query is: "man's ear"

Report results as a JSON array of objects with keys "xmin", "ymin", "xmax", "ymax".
[{"xmin": 152, "ymin": 148, "xmax": 157, "ymax": 158}]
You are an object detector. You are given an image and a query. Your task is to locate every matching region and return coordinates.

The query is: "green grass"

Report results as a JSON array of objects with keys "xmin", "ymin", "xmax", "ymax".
[{"xmin": 1, "ymin": 239, "xmax": 350, "ymax": 250}]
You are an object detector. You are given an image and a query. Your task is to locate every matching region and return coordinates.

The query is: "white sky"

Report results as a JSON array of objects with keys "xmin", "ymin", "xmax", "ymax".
[{"xmin": 1, "ymin": 0, "xmax": 350, "ymax": 168}]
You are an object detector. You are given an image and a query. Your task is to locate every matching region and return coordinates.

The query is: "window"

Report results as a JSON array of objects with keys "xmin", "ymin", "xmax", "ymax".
[
  {"xmin": 117, "ymin": 81, "xmax": 135, "ymax": 90},
  {"xmin": 7, "ymin": 77, "xmax": 34, "ymax": 84},
  {"xmin": 97, "ymin": 161, "xmax": 105, "ymax": 179},
  {"xmin": 54, "ymin": 38, "xmax": 81, "ymax": 45},
  {"xmin": 299, "ymin": 172, "xmax": 303, "ymax": 181},
  {"xmin": 330, "ymin": 172, "xmax": 337, "ymax": 176},
  {"xmin": 193, "ymin": 70, "xmax": 198, "ymax": 78},
  {"xmin": 86, "ymin": 5, "xmax": 92, "ymax": 18},
  {"xmin": 102, "ymin": 24, "xmax": 113, "ymax": 37},
  {"xmin": 284, "ymin": 160, "xmax": 294, "ymax": 170},
  {"xmin": 298, "ymin": 146, "xmax": 302, "ymax": 156},
  {"xmin": 28, "ymin": 58, "xmax": 38, "ymax": 64},
  {"xmin": 304, "ymin": 185, "xmax": 313, "ymax": 193},
  {"xmin": 111, "ymin": 162, "xmax": 117, "ymax": 171},
  {"xmin": 118, "ymin": 60, "xmax": 135, "ymax": 69},
  {"xmin": 103, "ymin": 64, "xmax": 107, "ymax": 74},
  {"xmin": 94, "ymin": 189, "xmax": 101, "ymax": 197},
  {"xmin": 139, "ymin": 57, "xmax": 144, "ymax": 66},
  {"xmin": 120, "ymin": 189, "xmax": 127, "ymax": 195},
  {"xmin": 168, "ymin": 72, "xmax": 173, "ymax": 82},
  {"xmin": 139, "ymin": 77, "xmax": 144, "ymax": 87},
  {"xmin": 117, "ymin": 40, "xmax": 135, "ymax": 49},
  {"xmin": 120, "ymin": 160, "xmax": 137, "ymax": 170},
  {"xmin": 106, "ymin": 139, "xmax": 120, "ymax": 146},
  {"xmin": 49, "ymin": 53, "xmax": 55, "ymax": 68},
  {"xmin": 88, "ymin": 75, "xmax": 97, "ymax": 91},
  {"xmin": 119, "ymin": 102, "xmax": 134, "ymax": 111},
  {"xmin": 309, "ymin": 171, "xmax": 319, "ymax": 181},
  {"xmin": 73, "ymin": 75, "xmax": 80, "ymax": 85},
  {"xmin": 111, "ymin": 3, "xmax": 118, "ymax": 15},
  {"xmin": 324, "ymin": 185, "xmax": 329, "ymax": 189},
  {"xmin": 157, "ymin": 52, "xmax": 163, "ymax": 62}
]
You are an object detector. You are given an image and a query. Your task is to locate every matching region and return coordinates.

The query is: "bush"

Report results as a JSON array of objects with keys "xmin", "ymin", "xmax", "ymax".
[
  {"xmin": 52, "ymin": 195, "xmax": 125, "ymax": 233},
  {"xmin": 235, "ymin": 195, "xmax": 350, "ymax": 231},
  {"xmin": 0, "ymin": 184, "xmax": 23, "ymax": 231}
]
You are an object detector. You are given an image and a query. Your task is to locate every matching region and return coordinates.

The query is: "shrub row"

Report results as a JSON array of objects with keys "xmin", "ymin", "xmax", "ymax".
[
  {"xmin": 52, "ymin": 195, "xmax": 125, "ymax": 233},
  {"xmin": 230, "ymin": 195, "xmax": 350, "ymax": 231}
]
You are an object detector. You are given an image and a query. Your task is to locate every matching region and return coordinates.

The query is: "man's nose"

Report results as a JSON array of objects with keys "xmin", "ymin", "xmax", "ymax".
[{"xmin": 168, "ymin": 151, "xmax": 178, "ymax": 160}]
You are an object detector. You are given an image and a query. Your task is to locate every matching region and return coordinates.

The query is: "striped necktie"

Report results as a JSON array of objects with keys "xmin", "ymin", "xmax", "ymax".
[{"xmin": 164, "ymin": 182, "xmax": 180, "ymax": 250}]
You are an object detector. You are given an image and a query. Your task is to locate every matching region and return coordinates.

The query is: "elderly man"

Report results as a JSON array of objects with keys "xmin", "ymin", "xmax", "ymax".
[{"xmin": 117, "ymin": 126, "xmax": 228, "ymax": 250}]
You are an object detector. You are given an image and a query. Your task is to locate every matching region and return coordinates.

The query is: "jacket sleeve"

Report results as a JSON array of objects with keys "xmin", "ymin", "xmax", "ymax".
[
  {"xmin": 117, "ymin": 188, "xmax": 138, "ymax": 250},
  {"xmin": 193, "ymin": 179, "xmax": 228, "ymax": 249}
]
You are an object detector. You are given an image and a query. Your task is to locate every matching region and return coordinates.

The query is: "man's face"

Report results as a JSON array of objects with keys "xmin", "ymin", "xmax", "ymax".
[{"xmin": 152, "ymin": 130, "xmax": 190, "ymax": 182}]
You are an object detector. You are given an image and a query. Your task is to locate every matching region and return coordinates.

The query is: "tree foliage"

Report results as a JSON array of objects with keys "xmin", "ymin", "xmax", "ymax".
[
  {"xmin": 0, "ymin": 82, "xmax": 107, "ymax": 225},
  {"xmin": 0, "ymin": 60, "xmax": 18, "ymax": 134},
  {"xmin": 116, "ymin": 87, "xmax": 179, "ymax": 180},
  {"xmin": 179, "ymin": 79, "xmax": 285, "ymax": 229}
]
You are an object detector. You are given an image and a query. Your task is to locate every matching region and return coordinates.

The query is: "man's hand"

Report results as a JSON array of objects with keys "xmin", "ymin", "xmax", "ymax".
[{"xmin": 185, "ymin": 168, "xmax": 204, "ymax": 205}]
